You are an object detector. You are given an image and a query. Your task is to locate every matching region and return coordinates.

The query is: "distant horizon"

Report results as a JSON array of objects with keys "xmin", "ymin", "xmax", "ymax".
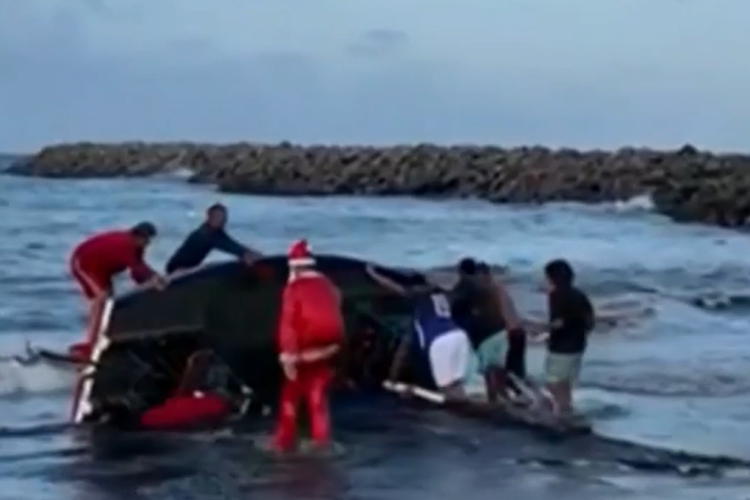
[{"xmin": 2, "ymin": 0, "xmax": 749, "ymax": 152}]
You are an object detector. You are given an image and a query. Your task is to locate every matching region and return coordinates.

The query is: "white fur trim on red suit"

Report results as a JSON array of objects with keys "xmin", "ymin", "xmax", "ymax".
[
  {"xmin": 288, "ymin": 269, "xmax": 321, "ymax": 282},
  {"xmin": 279, "ymin": 352, "xmax": 297, "ymax": 363},
  {"xmin": 288, "ymin": 257, "xmax": 316, "ymax": 266}
]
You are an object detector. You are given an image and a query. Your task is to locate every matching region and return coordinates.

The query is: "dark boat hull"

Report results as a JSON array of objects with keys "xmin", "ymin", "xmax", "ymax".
[
  {"xmin": 70, "ymin": 255, "xmax": 425, "ymax": 426},
  {"xmin": 67, "ymin": 254, "xmax": 588, "ymax": 438}
]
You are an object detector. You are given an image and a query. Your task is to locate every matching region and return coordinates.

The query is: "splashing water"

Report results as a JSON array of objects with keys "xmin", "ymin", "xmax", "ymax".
[{"xmin": 0, "ymin": 360, "xmax": 75, "ymax": 398}]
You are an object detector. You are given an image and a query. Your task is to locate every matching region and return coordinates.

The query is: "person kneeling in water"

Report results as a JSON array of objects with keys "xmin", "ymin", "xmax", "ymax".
[
  {"xmin": 273, "ymin": 240, "xmax": 344, "ymax": 453},
  {"xmin": 538, "ymin": 259, "xmax": 595, "ymax": 417},
  {"xmin": 366, "ymin": 265, "xmax": 472, "ymax": 400}
]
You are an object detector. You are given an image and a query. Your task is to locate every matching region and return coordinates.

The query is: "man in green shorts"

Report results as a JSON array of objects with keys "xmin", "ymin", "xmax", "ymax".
[
  {"xmin": 540, "ymin": 259, "xmax": 594, "ymax": 417},
  {"xmin": 544, "ymin": 353, "xmax": 584, "ymax": 388},
  {"xmin": 450, "ymin": 258, "xmax": 510, "ymax": 403},
  {"xmin": 474, "ymin": 327, "xmax": 510, "ymax": 402}
]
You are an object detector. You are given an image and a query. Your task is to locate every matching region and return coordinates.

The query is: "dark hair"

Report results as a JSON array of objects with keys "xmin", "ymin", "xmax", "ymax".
[
  {"xmin": 458, "ymin": 257, "xmax": 477, "ymax": 275},
  {"xmin": 130, "ymin": 221, "xmax": 157, "ymax": 238},
  {"xmin": 544, "ymin": 259, "xmax": 575, "ymax": 288},
  {"xmin": 207, "ymin": 203, "xmax": 227, "ymax": 214},
  {"xmin": 476, "ymin": 261, "xmax": 490, "ymax": 274}
]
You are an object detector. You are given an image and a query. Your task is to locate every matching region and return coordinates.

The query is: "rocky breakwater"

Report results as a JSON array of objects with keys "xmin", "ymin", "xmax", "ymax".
[{"xmin": 11, "ymin": 141, "xmax": 750, "ymax": 228}]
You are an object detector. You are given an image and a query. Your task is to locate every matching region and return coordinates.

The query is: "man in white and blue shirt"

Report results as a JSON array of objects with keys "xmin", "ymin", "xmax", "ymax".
[{"xmin": 366, "ymin": 265, "xmax": 472, "ymax": 398}]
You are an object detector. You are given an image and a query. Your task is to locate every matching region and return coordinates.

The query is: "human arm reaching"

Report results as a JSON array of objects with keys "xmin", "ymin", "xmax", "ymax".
[
  {"xmin": 213, "ymin": 229, "xmax": 262, "ymax": 265},
  {"xmin": 127, "ymin": 248, "xmax": 168, "ymax": 290},
  {"xmin": 365, "ymin": 264, "xmax": 409, "ymax": 297}
]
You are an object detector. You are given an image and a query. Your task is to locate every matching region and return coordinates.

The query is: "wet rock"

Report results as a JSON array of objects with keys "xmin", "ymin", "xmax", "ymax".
[{"xmin": 11, "ymin": 141, "xmax": 750, "ymax": 229}]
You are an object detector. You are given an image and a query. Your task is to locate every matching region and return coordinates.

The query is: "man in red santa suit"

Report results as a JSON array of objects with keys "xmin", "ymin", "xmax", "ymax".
[{"xmin": 273, "ymin": 239, "xmax": 345, "ymax": 453}]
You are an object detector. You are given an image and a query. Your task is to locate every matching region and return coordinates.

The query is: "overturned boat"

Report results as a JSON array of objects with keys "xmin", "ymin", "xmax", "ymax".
[
  {"xmin": 69, "ymin": 255, "xmax": 427, "ymax": 429},
  {"xmin": 58, "ymin": 253, "xmax": 587, "ymax": 435}
]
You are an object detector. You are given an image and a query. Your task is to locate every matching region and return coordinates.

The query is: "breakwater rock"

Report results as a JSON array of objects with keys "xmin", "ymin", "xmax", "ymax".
[{"xmin": 10, "ymin": 141, "xmax": 750, "ymax": 228}]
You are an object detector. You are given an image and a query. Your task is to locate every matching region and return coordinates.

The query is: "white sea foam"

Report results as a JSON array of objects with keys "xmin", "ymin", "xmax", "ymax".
[
  {"xmin": 0, "ymin": 360, "xmax": 74, "ymax": 397},
  {"xmin": 612, "ymin": 193, "xmax": 656, "ymax": 213}
]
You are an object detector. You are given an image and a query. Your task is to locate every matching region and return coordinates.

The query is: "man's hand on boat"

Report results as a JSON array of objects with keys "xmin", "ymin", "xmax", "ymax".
[
  {"xmin": 242, "ymin": 249, "xmax": 262, "ymax": 266},
  {"xmin": 145, "ymin": 273, "xmax": 169, "ymax": 291}
]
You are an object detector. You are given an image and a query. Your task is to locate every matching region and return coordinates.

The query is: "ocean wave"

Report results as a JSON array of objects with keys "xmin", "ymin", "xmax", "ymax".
[
  {"xmin": 690, "ymin": 291, "xmax": 750, "ymax": 312},
  {"xmin": 611, "ymin": 194, "xmax": 656, "ymax": 213},
  {"xmin": 582, "ymin": 364, "xmax": 750, "ymax": 398},
  {"xmin": 0, "ymin": 155, "xmax": 23, "ymax": 173},
  {"xmin": 584, "ymin": 379, "xmax": 750, "ymax": 398},
  {"xmin": 150, "ymin": 167, "xmax": 196, "ymax": 181},
  {"xmin": 0, "ymin": 422, "xmax": 70, "ymax": 441},
  {"xmin": 0, "ymin": 359, "xmax": 75, "ymax": 397},
  {"xmin": 423, "ymin": 260, "xmax": 750, "ymax": 320}
]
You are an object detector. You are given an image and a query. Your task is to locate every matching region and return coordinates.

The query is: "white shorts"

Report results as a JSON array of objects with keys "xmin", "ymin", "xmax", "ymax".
[{"xmin": 428, "ymin": 329, "xmax": 472, "ymax": 388}]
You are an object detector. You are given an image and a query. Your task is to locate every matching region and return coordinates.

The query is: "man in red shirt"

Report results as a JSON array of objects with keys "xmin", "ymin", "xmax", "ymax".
[
  {"xmin": 69, "ymin": 222, "xmax": 167, "ymax": 359},
  {"xmin": 273, "ymin": 239, "xmax": 344, "ymax": 454}
]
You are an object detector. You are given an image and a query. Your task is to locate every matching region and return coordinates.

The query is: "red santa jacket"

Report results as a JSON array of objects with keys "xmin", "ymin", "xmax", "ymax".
[
  {"xmin": 277, "ymin": 271, "xmax": 344, "ymax": 356},
  {"xmin": 71, "ymin": 230, "xmax": 155, "ymax": 284}
]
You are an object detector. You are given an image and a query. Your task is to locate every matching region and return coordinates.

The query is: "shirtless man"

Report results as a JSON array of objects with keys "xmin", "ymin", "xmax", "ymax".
[
  {"xmin": 449, "ymin": 259, "xmax": 511, "ymax": 403},
  {"xmin": 474, "ymin": 263, "xmax": 529, "ymax": 378}
]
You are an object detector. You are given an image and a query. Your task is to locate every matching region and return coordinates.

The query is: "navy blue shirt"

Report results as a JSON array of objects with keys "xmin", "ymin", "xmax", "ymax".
[
  {"xmin": 411, "ymin": 292, "xmax": 458, "ymax": 351},
  {"xmin": 547, "ymin": 286, "xmax": 594, "ymax": 354},
  {"xmin": 166, "ymin": 224, "xmax": 248, "ymax": 273}
]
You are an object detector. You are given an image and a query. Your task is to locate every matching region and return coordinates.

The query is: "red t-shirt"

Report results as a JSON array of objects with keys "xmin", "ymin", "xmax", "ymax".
[{"xmin": 71, "ymin": 230, "xmax": 154, "ymax": 284}]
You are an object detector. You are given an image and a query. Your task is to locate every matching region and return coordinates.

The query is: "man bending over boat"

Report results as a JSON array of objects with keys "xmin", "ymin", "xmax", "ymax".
[
  {"xmin": 449, "ymin": 259, "xmax": 512, "ymax": 403},
  {"xmin": 366, "ymin": 265, "xmax": 473, "ymax": 401},
  {"xmin": 273, "ymin": 239, "xmax": 344, "ymax": 453},
  {"xmin": 165, "ymin": 203, "xmax": 261, "ymax": 274},
  {"xmin": 69, "ymin": 222, "xmax": 167, "ymax": 360},
  {"xmin": 475, "ymin": 262, "xmax": 537, "ymax": 391}
]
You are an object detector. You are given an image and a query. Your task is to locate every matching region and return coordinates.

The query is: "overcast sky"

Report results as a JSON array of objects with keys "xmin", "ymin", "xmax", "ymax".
[{"xmin": 0, "ymin": 0, "xmax": 748, "ymax": 152}]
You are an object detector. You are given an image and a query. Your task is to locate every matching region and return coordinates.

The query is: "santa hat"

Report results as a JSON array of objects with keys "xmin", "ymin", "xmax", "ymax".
[{"xmin": 287, "ymin": 239, "xmax": 315, "ymax": 267}]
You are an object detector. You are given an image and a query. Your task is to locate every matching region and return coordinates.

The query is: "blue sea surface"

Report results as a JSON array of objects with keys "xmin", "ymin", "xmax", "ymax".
[{"xmin": 1, "ymin": 166, "xmax": 750, "ymax": 500}]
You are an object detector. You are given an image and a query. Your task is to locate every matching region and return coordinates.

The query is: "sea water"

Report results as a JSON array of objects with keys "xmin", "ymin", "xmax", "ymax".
[{"xmin": 1, "ymin": 171, "xmax": 750, "ymax": 500}]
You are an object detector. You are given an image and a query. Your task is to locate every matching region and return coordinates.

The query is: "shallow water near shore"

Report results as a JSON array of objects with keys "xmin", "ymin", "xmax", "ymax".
[{"xmin": 1, "ymin": 170, "xmax": 750, "ymax": 500}]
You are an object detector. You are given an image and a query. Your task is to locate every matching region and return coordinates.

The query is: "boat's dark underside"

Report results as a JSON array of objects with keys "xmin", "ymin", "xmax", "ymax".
[
  {"xmin": 83, "ymin": 309, "xmax": 418, "ymax": 427},
  {"xmin": 76, "ymin": 255, "xmax": 427, "ymax": 427}
]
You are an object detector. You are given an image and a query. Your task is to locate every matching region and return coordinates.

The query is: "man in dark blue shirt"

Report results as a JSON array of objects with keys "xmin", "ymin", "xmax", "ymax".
[
  {"xmin": 165, "ymin": 204, "xmax": 261, "ymax": 274},
  {"xmin": 539, "ymin": 259, "xmax": 594, "ymax": 418}
]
